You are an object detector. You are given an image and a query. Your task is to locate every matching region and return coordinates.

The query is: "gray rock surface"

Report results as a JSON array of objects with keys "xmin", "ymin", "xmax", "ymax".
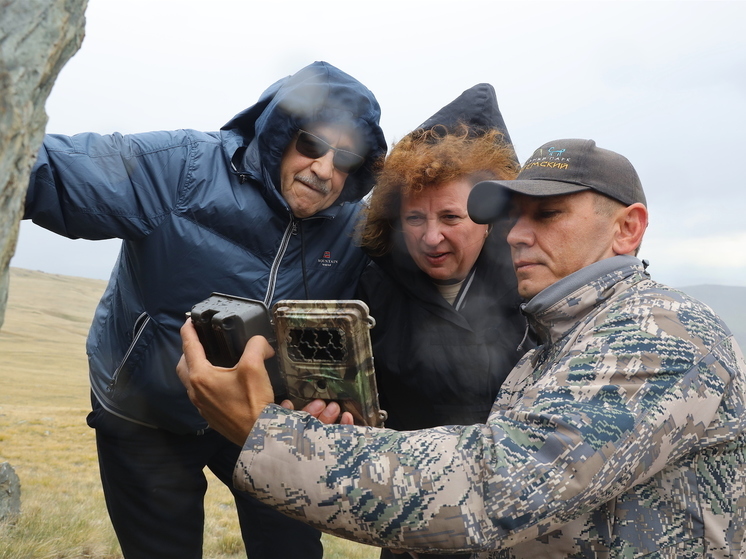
[
  {"xmin": 0, "ymin": 0, "xmax": 88, "ymax": 329},
  {"xmin": 0, "ymin": 462, "xmax": 21, "ymax": 521}
]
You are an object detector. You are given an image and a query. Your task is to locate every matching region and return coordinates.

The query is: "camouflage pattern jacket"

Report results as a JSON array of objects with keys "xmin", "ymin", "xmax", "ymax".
[{"xmin": 235, "ymin": 255, "xmax": 746, "ymax": 557}]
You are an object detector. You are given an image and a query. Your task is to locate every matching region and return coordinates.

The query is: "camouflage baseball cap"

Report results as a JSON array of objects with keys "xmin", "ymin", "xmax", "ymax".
[{"xmin": 468, "ymin": 138, "xmax": 646, "ymax": 224}]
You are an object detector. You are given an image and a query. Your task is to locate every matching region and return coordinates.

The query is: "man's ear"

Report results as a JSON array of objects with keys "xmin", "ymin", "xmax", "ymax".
[{"xmin": 612, "ymin": 203, "xmax": 648, "ymax": 255}]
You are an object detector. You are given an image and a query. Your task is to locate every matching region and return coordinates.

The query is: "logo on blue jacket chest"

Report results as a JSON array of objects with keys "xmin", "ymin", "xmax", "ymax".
[{"xmin": 317, "ymin": 250, "xmax": 339, "ymax": 267}]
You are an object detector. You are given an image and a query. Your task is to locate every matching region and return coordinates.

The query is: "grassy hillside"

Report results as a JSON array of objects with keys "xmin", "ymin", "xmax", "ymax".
[
  {"xmin": 0, "ymin": 268, "xmax": 101, "ymax": 408},
  {"xmin": 0, "ymin": 268, "xmax": 378, "ymax": 559}
]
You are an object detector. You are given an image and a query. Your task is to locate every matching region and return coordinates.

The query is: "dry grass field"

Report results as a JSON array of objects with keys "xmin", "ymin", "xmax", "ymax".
[{"xmin": 0, "ymin": 267, "xmax": 379, "ymax": 559}]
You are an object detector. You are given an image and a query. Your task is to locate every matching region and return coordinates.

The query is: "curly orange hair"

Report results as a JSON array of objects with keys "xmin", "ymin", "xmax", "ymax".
[{"xmin": 360, "ymin": 124, "xmax": 519, "ymax": 256}]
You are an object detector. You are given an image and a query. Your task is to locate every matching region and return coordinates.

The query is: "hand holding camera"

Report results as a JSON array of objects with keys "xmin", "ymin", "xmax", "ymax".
[{"xmin": 188, "ymin": 293, "xmax": 387, "ymax": 427}]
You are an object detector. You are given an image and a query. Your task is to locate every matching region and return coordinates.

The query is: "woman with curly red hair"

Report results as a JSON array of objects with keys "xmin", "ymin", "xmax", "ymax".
[
  {"xmin": 358, "ymin": 86, "xmax": 534, "ymax": 559},
  {"xmin": 358, "ymin": 84, "xmax": 533, "ymax": 433}
]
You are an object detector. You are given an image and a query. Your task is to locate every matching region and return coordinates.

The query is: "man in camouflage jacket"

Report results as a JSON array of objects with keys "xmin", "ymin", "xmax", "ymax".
[{"xmin": 178, "ymin": 139, "xmax": 746, "ymax": 557}]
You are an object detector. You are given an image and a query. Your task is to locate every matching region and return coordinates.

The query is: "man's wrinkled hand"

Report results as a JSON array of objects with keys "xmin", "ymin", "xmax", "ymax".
[{"xmin": 281, "ymin": 399, "xmax": 355, "ymax": 425}]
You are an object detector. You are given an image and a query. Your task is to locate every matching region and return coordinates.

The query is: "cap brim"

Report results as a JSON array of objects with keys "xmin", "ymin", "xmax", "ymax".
[{"xmin": 467, "ymin": 179, "xmax": 591, "ymax": 223}]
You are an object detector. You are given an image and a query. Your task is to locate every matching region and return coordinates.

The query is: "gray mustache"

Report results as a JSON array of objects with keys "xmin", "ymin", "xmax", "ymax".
[{"xmin": 295, "ymin": 175, "xmax": 329, "ymax": 194}]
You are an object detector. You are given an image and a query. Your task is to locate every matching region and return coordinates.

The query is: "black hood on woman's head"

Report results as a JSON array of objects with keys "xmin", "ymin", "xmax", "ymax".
[
  {"xmin": 414, "ymin": 83, "xmax": 517, "ymax": 165},
  {"xmin": 417, "ymin": 83, "xmax": 512, "ymax": 140},
  {"xmin": 221, "ymin": 61, "xmax": 387, "ymax": 206}
]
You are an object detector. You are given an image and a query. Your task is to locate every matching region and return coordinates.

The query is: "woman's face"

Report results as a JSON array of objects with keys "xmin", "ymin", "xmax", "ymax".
[{"xmin": 400, "ymin": 178, "xmax": 490, "ymax": 282}]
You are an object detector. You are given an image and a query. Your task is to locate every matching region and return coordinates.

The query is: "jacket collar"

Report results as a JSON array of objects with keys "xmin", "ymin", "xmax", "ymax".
[{"xmin": 522, "ymin": 255, "xmax": 648, "ymax": 345}]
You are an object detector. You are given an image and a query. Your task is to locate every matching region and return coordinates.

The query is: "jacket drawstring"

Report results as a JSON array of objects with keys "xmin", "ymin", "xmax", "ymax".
[
  {"xmin": 516, "ymin": 321, "xmax": 531, "ymax": 352},
  {"xmin": 516, "ymin": 302, "xmax": 532, "ymax": 352}
]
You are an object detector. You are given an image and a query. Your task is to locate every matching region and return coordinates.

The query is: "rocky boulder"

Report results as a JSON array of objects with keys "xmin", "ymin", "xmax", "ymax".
[
  {"xmin": 0, "ymin": 462, "xmax": 21, "ymax": 522},
  {"xmin": 0, "ymin": 0, "xmax": 88, "ymax": 329}
]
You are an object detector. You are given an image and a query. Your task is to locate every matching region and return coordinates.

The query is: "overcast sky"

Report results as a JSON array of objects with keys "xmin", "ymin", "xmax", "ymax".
[{"xmin": 11, "ymin": 0, "xmax": 746, "ymax": 287}]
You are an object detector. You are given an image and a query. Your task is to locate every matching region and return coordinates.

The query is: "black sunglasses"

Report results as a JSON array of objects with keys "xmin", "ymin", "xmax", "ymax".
[{"xmin": 295, "ymin": 130, "xmax": 365, "ymax": 174}]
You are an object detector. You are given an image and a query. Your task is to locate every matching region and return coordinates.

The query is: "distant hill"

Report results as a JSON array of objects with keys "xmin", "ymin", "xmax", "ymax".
[{"xmin": 677, "ymin": 284, "xmax": 746, "ymax": 350}]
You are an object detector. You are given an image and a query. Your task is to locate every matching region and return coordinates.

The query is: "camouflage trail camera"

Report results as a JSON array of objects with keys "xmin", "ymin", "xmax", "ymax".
[{"xmin": 190, "ymin": 293, "xmax": 386, "ymax": 427}]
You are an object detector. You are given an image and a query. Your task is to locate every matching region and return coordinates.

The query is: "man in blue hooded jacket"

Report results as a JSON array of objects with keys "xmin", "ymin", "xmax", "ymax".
[{"xmin": 23, "ymin": 61, "xmax": 387, "ymax": 559}]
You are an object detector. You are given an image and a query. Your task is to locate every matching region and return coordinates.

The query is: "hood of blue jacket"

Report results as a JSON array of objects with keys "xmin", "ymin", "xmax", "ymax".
[{"xmin": 220, "ymin": 61, "xmax": 387, "ymax": 210}]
